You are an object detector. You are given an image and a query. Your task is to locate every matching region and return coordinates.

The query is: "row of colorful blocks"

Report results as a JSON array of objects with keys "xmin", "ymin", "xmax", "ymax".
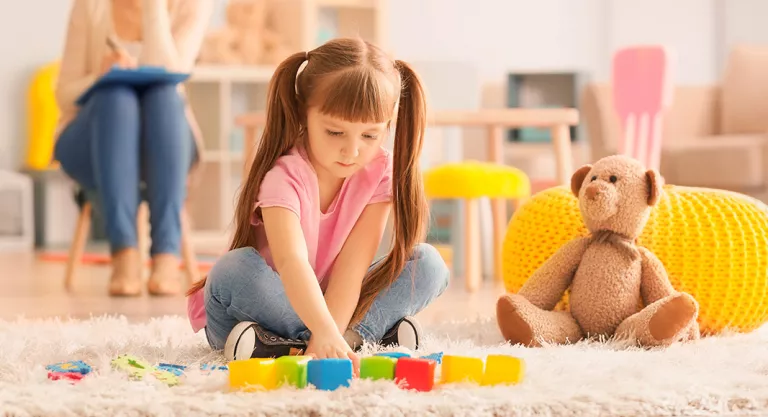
[{"xmin": 229, "ymin": 352, "xmax": 524, "ymax": 392}]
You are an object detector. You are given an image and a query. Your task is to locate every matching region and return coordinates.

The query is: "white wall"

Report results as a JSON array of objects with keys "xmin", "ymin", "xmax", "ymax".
[{"xmin": 0, "ymin": 0, "xmax": 71, "ymax": 171}]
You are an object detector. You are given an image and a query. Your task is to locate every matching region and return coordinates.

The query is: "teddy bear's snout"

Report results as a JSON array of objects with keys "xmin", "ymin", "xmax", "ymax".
[{"xmin": 585, "ymin": 183, "xmax": 602, "ymax": 200}]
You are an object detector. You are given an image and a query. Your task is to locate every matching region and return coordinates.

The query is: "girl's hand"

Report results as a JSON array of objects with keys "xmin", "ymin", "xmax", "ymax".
[{"xmin": 305, "ymin": 331, "xmax": 360, "ymax": 376}]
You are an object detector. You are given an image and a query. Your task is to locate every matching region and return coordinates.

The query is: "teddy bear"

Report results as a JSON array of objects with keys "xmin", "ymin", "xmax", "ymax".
[
  {"xmin": 496, "ymin": 155, "xmax": 701, "ymax": 347},
  {"xmin": 197, "ymin": 0, "xmax": 291, "ymax": 66}
]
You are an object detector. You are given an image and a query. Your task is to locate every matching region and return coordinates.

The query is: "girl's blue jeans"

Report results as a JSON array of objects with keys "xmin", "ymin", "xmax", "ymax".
[
  {"xmin": 203, "ymin": 243, "xmax": 450, "ymax": 349},
  {"xmin": 54, "ymin": 84, "xmax": 196, "ymax": 256}
]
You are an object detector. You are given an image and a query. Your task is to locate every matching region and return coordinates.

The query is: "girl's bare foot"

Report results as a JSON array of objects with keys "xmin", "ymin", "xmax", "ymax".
[
  {"xmin": 147, "ymin": 253, "xmax": 182, "ymax": 296},
  {"xmin": 109, "ymin": 248, "xmax": 142, "ymax": 296}
]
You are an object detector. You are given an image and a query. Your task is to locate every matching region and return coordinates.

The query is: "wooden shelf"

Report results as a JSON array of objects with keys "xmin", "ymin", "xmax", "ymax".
[{"xmin": 190, "ymin": 65, "xmax": 276, "ymax": 83}]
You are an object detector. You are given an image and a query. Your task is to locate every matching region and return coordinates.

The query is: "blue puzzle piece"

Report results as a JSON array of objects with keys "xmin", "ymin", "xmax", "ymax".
[
  {"xmin": 307, "ymin": 358, "xmax": 353, "ymax": 391},
  {"xmin": 421, "ymin": 352, "xmax": 444, "ymax": 364},
  {"xmin": 375, "ymin": 352, "xmax": 411, "ymax": 359},
  {"xmin": 157, "ymin": 363, "xmax": 187, "ymax": 377},
  {"xmin": 201, "ymin": 364, "xmax": 228, "ymax": 371},
  {"xmin": 46, "ymin": 360, "xmax": 92, "ymax": 375}
]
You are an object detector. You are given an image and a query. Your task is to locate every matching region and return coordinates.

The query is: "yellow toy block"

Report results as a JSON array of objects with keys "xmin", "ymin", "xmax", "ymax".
[
  {"xmin": 228, "ymin": 358, "xmax": 277, "ymax": 391},
  {"xmin": 440, "ymin": 355, "xmax": 484, "ymax": 384},
  {"xmin": 481, "ymin": 355, "xmax": 524, "ymax": 386}
]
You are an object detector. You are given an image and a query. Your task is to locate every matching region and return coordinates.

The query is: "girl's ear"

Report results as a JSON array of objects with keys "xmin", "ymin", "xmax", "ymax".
[{"xmin": 570, "ymin": 165, "xmax": 592, "ymax": 197}]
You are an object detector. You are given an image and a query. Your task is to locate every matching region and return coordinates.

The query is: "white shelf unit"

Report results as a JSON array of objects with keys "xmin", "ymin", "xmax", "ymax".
[{"xmin": 183, "ymin": 0, "xmax": 388, "ymax": 250}]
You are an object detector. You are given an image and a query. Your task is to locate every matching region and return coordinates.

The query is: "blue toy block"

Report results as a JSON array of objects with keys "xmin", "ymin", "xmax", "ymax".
[
  {"xmin": 46, "ymin": 360, "xmax": 92, "ymax": 375},
  {"xmin": 375, "ymin": 352, "xmax": 411, "ymax": 360},
  {"xmin": 421, "ymin": 352, "xmax": 444, "ymax": 364},
  {"xmin": 307, "ymin": 358, "xmax": 353, "ymax": 391}
]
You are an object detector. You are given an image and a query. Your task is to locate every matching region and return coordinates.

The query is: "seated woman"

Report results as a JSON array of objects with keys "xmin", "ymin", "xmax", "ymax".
[{"xmin": 54, "ymin": 0, "xmax": 213, "ymax": 296}]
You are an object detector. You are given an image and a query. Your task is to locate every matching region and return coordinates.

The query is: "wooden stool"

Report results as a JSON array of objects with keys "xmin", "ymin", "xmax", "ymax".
[
  {"xmin": 64, "ymin": 190, "xmax": 199, "ymax": 292},
  {"xmin": 424, "ymin": 161, "xmax": 530, "ymax": 292}
]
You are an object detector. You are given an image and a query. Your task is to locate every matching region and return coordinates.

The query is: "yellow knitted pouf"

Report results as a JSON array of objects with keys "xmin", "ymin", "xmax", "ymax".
[{"xmin": 503, "ymin": 185, "xmax": 768, "ymax": 335}]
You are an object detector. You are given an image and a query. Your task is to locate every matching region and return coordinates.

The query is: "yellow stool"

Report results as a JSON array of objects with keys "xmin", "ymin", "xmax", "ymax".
[{"xmin": 425, "ymin": 161, "xmax": 530, "ymax": 291}]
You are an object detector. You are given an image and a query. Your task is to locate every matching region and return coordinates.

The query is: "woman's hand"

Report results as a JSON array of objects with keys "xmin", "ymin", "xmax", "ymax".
[
  {"xmin": 305, "ymin": 330, "xmax": 360, "ymax": 376},
  {"xmin": 101, "ymin": 50, "xmax": 136, "ymax": 74}
]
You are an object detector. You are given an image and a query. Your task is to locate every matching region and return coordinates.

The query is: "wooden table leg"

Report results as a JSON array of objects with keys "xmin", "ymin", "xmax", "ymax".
[
  {"xmin": 550, "ymin": 124, "xmax": 573, "ymax": 185},
  {"xmin": 488, "ymin": 126, "xmax": 506, "ymax": 282}
]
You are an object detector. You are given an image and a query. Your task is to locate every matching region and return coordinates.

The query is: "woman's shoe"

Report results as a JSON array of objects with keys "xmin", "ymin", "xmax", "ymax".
[
  {"xmin": 147, "ymin": 254, "xmax": 182, "ymax": 296},
  {"xmin": 224, "ymin": 321, "xmax": 307, "ymax": 361},
  {"xmin": 109, "ymin": 248, "xmax": 142, "ymax": 297},
  {"xmin": 380, "ymin": 316, "xmax": 422, "ymax": 351}
]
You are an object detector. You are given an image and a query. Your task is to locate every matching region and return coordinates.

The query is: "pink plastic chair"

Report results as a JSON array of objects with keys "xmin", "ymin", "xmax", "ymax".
[{"xmin": 611, "ymin": 46, "xmax": 673, "ymax": 171}]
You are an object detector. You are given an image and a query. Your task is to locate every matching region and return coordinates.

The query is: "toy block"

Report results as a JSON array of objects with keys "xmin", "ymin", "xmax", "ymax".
[
  {"xmin": 228, "ymin": 358, "xmax": 277, "ymax": 391},
  {"xmin": 360, "ymin": 356, "xmax": 397, "ymax": 381},
  {"xmin": 46, "ymin": 360, "xmax": 92, "ymax": 376},
  {"xmin": 375, "ymin": 352, "xmax": 411, "ymax": 359},
  {"xmin": 420, "ymin": 352, "xmax": 444, "ymax": 364},
  {"xmin": 440, "ymin": 355, "xmax": 484, "ymax": 384},
  {"xmin": 307, "ymin": 358, "xmax": 353, "ymax": 391},
  {"xmin": 481, "ymin": 355, "xmax": 525, "ymax": 386},
  {"xmin": 394, "ymin": 357, "xmax": 436, "ymax": 392},
  {"xmin": 275, "ymin": 356, "xmax": 312, "ymax": 388}
]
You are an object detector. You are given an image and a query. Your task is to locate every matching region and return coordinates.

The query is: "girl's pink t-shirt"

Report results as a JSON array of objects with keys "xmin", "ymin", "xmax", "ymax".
[{"xmin": 187, "ymin": 146, "xmax": 393, "ymax": 333}]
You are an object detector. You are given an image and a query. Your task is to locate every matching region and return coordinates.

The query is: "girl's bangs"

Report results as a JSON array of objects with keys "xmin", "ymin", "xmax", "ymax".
[{"xmin": 315, "ymin": 68, "xmax": 398, "ymax": 124}]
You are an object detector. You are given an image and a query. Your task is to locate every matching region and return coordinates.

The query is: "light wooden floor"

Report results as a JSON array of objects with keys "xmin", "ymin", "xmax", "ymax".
[{"xmin": 0, "ymin": 251, "xmax": 505, "ymax": 325}]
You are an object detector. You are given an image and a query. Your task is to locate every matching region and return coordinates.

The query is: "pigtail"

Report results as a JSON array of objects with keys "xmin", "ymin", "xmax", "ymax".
[
  {"xmin": 350, "ymin": 60, "xmax": 429, "ymax": 324},
  {"xmin": 186, "ymin": 51, "xmax": 309, "ymax": 296}
]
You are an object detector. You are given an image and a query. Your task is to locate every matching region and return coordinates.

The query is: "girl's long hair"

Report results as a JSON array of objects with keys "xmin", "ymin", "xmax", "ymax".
[{"xmin": 187, "ymin": 38, "xmax": 428, "ymax": 326}]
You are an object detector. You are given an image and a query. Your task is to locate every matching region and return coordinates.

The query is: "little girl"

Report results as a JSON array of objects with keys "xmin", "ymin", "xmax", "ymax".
[{"xmin": 185, "ymin": 38, "xmax": 450, "ymax": 367}]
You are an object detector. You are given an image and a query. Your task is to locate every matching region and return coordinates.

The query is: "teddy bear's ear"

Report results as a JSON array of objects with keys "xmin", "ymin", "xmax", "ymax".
[
  {"xmin": 646, "ymin": 169, "xmax": 664, "ymax": 206},
  {"xmin": 570, "ymin": 165, "xmax": 593, "ymax": 197}
]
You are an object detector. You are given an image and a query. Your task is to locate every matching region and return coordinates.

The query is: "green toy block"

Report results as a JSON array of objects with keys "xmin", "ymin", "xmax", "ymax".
[
  {"xmin": 275, "ymin": 356, "xmax": 312, "ymax": 388},
  {"xmin": 360, "ymin": 356, "xmax": 397, "ymax": 380}
]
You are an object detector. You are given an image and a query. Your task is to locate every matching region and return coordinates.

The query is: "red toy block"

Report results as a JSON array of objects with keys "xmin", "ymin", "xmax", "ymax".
[{"xmin": 394, "ymin": 357, "xmax": 436, "ymax": 392}]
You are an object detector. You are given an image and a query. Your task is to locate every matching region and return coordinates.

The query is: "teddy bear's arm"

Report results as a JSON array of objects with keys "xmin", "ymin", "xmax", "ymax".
[
  {"xmin": 637, "ymin": 246, "xmax": 676, "ymax": 305},
  {"xmin": 518, "ymin": 237, "xmax": 590, "ymax": 310}
]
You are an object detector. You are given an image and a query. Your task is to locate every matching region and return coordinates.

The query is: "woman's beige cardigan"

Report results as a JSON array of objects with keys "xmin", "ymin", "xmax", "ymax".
[{"xmin": 55, "ymin": 0, "xmax": 214, "ymax": 175}]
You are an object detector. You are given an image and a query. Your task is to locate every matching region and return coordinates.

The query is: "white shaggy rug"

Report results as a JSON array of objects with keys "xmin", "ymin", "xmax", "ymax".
[{"xmin": 1, "ymin": 315, "xmax": 767, "ymax": 417}]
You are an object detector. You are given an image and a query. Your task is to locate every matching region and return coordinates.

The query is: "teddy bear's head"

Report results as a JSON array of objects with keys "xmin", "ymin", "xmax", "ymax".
[{"xmin": 570, "ymin": 155, "xmax": 663, "ymax": 239}]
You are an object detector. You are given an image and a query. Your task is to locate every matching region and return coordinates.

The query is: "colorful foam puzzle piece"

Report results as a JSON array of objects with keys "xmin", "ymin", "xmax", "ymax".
[
  {"xmin": 360, "ymin": 356, "xmax": 397, "ymax": 381},
  {"xmin": 275, "ymin": 356, "xmax": 312, "ymax": 389},
  {"xmin": 157, "ymin": 363, "xmax": 187, "ymax": 377},
  {"xmin": 375, "ymin": 352, "xmax": 411, "ymax": 359},
  {"xmin": 307, "ymin": 358, "xmax": 353, "ymax": 391},
  {"xmin": 440, "ymin": 355, "xmax": 484, "ymax": 384},
  {"xmin": 420, "ymin": 352, "xmax": 444, "ymax": 364},
  {"xmin": 394, "ymin": 357, "xmax": 436, "ymax": 392},
  {"xmin": 111, "ymin": 354, "xmax": 179, "ymax": 386},
  {"xmin": 229, "ymin": 358, "xmax": 277, "ymax": 391},
  {"xmin": 46, "ymin": 360, "xmax": 92, "ymax": 375},
  {"xmin": 481, "ymin": 354, "xmax": 525, "ymax": 386},
  {"xmin": 47, "ymin": 371, "xmax": 85, "ymax": 382},
  {"xmin": 201, "ymin": 363, "xmax": 228, "ymax": 372}
]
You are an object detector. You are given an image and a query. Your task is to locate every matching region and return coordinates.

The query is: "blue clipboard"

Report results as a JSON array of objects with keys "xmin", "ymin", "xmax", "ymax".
[{"xmin": 76, "ymin": 66, "xmax": 190, "ymax": 106}]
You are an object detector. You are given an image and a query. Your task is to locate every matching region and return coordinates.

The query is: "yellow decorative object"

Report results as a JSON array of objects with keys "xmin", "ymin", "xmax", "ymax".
[
  {"xmin": 503, "ymin": 185, "xmax": 768, "ymax": 335},
  {"xmin": 440, "ymin": 355, "xmax": 484, "ymax": 384},
  {"xmin": 26, "ymin": 61, "xmax": 60, "ymax": 170},
  {"xmin": 425, "ymin": 161, "xmax": 531, "ymax": 292},
  {"xmin": 481, "ymin": 355, "xmax": 524, "ymax": 386},
  {"xmin": 424, "ymin": 161, "xmax": 531, "ymax": 199}
]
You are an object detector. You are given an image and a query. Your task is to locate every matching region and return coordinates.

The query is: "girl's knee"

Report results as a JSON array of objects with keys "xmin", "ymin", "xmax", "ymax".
[
  {"xmin": 411, "ymin": 243, "xmax": 450, "ymax": 297},
  {"xmin": 142, "ymin": 84, "xmax": 183, "ymax": 108},
  {"xmin": 208, "ymin": 247, "xmax": 263, "ymax": 288}
]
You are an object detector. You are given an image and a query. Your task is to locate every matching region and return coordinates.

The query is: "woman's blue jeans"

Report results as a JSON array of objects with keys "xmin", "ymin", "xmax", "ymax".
[{"xmin": 54, "ymin": 84, "xmax": 196, "ymax": 256}]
